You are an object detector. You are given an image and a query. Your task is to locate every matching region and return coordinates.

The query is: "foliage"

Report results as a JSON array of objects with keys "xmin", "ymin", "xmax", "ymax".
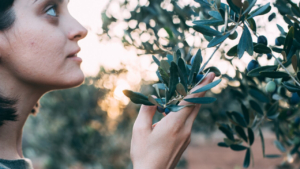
[
  {"xmin": 23, "ymin": 71, "xmax": 139, "ymax": 169},
  {"xmin": 102, "ymin": 0, "xmax": 300, "ymax": 167}
]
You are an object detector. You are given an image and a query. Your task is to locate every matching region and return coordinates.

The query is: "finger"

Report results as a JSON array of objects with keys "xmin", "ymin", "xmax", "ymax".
[
  {"xmin": 168, "ymin": 73, "xmax": 215, "ymax": 121},
  {"xmin": 134, "ymin": 104, "xmax": 157, "ymax": 133}
]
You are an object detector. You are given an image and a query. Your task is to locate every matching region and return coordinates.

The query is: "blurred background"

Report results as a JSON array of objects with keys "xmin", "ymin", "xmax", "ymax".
[{"xmin": 22, "ymin": 0, "xmax": 300, "ymax": 168}]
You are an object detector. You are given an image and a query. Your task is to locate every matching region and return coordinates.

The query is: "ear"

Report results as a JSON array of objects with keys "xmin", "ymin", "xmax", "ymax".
[{"xmin": 30, "ymin": 100, "xmax": 40, "ymax": 116}]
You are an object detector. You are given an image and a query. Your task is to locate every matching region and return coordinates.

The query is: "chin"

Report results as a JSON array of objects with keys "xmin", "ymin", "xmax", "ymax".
[{"xmin": 51, "ymin": 69, "xmax": 85, "ymax": 90}]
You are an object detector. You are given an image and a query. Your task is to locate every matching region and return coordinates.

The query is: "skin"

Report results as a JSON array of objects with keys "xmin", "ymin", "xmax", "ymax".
[
  {"xmin": 0, "ymin": 0, "xmax": 216, "ymax": 168},
  {"xmin": 0, "ymin": 0, "xmax": 87, "ymax": 159}
]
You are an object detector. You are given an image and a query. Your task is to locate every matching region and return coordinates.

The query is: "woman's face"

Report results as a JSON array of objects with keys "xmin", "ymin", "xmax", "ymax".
[{"xmin": 0, "ymin": 0, "xmax": 88, "ymax": 91}]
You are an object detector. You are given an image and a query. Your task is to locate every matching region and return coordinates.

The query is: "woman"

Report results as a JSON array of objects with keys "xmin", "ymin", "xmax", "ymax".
[{"xmin": 0, "ymin": 0, "xmax": 215, "ymax": 168}]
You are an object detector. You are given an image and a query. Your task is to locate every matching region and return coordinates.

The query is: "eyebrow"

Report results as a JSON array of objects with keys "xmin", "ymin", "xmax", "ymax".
[{"xmin": 33, "ymin": 0, "xmax": 68, "ymax": 4}]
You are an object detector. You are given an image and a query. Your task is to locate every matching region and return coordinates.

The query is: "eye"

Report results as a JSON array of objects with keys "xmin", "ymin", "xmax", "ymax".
[{"xmin": 46, "ymin": 6, "xmax": 58, "ymax": 17}]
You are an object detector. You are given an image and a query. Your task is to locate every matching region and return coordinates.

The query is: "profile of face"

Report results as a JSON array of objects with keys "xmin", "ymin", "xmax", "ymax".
[{"xmin": 0, "ymin": 0, "xmax": 88, "ymax": 92}]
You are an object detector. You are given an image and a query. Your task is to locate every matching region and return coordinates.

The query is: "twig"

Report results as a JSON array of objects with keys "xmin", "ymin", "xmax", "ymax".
[
  {"xmin": 198, "ymin": 42, "xmax": 223, "ymax": 74},
  {"xmin": 271, "ymin": 53, "xmax": 300, "ymax": 87}
]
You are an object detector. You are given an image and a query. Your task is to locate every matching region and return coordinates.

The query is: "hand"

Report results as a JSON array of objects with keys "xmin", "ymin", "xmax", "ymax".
[{"xmin": 130, "ymin": 72, "xmax": 216, "ymax": 169}]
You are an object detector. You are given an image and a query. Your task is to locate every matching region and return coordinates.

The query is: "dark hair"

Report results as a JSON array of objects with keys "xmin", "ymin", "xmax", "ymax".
[
  {"xmin": 0, "ymin": 1, "xmax": 40, "ymax": 127},
  {"xmin": 0, "ymin": 0, "xmax": 15, "ymax": 30},
  {"xmin": 0, "ymin": 0, "xmax": 17, "ymax": 126}
]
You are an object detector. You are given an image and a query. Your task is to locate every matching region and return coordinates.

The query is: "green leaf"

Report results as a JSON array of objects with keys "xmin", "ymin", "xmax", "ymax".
[
  {"xmin": 274, "ymin": 140, "xmax": 286, "ymax": 153},
  {"xmin": 259, "ymin": 71, "xmax": 289, "ymax": 78},
  {"xmin": 247, "ymin": 18, "xmax": 257, "ymax": 33},
  {"xmin": 148, "ymin": 95, "xmax": 161, "ymax": 107},
  {"xmin": 204, "ymin": 66, "xmax": 222, "ymax": 77},
  {"xmin": 164, "ymin": 27, "xmax": 174, "ymax": 40},
  {"xmin": 155, "ymin": 98, "xmax": 166, "ymax": 105},
  {"xmin": 167, "ymin": 105, "xmax": 192, "ymax": 112},
  {"xmin": 218, "ymin": 142, "xmax": 229, "ymax": 148},
  {"xmin": 207, "ymin": 33, "xmax": 231, "ymax": 48},
  {"xmin": 166, "ymin": 54, "xmax": 173, "ymax": 65},
  {"xmin": 247, "ymin": 65, "xmax": 277, "ymax": 77},
  {"xmin": 160, "ymin": 60, "xmax": 170, "ymax": 74},
  {"xmin": 248, "ymin": 3, "xmax": 271, "ymax": 19},
  {"xmin": 249, "ymin": 100, "xmax": 263, "ymax": 115},
  {"xmin": 238, "ymin": 26, "xmax": 253, "ymax": 59},
  {"xmin": 184, "ymin": 97, "xmax": 217, "ymax": 104},
  {"xmin": 158, "ymin": 67, "xmax": 169, "ymax": 86},
  {"xmin": 294, "ymin": 23, "xmax": 300, "ymax": 43},
  {"xmin": 243, "ymin": 148, "xmax": 251, "ymax": 168},
  {"xmin": 153, "ymin": 83, "xmax": 167, "ymax": 90},
  {"xmin": 249, "ymin": 86, "xmax": 269, "ymax": 103},
  {"xmin": 254, "ymin": 44, "xmax": 272, "ymax": 54},
  {"xmin": 242, "ymin": 0, "xmax": 257, "ymax": 15},
  {"xmin": 152, "ymin": 55, "xmax": 160, "ymax": 66},
  {"xmin": 248, "ymin": 128, "xmax": 255, "ymax": 146},
  {"xmin": 230, "ymin": 144, "xmax": 248, "ymax": 151},
  {"xmin": 193, "ymin": 24, "xmax": 222, "ymax": 36},
  {"xmin": 292, "ymin": 55, "xmax": 298, "ymax": 72},
  {"xmin": 177, "ymin": 58, "xmax": 188, "ymax": 91},
  {"xmin": 188, "ymin": 49, "xmax": 202, "ymax": 84},
  {"xmin": 284, "ymin": 26, "xmax": 294, "ymax": 56},
  {"xmin": 227, "ymin": 45, "xmax": 238, "ymax": 56},
  {"xmin": 173, "ymin": 49, "xmax": 181, "ymax": 65},
  {"xmin": 267, "ymin": 102, "xmax": 279, "ymax": 118},
  {"xmin": 265, "ymin": 154, "xmax": 282, "ymax": 158},
  {"xmin": 282, "ymin": 82, "xmax": 300, "ymax": 92},
  {"xmin": 167, "ymin": 62, "xmax": 179, "ymax": 102},
  {"xmin": 219, "ymin": 124, "xmax": 234, "ymax": 141},
  {"xmin": 208, "ymin": 11, "xmax": 223, "ymax": 20},
  {"xmin": 176, "ymin": 83, "xmax": 187, "ymax": 96},
  {"xmin": 277, "ymin": 24, "xmax": 286, "ymax": 35},
  {"xmin": 156, "ymin": 70, "xmax": 164, "ymax": 82},
  {"xmin": 231, "ymin": 111, "xmax": 248, "ymax": 127},
  {"xmin": 235, "ymin": 126, "xmax": 248, "ymax": 142},
  {"xmin": 240, "ymin": 102, "xmax": 249, "ymax": 125},
  {"xmin": 227, "ymin": 0, "xmax": 241, "ymax": 14},
  {"xmin": 123, "ymin": 90, "xmax": 154, "ymax": 106},
  {"xmin": 192, "ymin": 79, "xmax": 222, "ymax": 94},
  {"xmin": 192, "ymin": 19, "xmax": 224, "ymax": 26},
  {"xmin": 259, "ymin": 128, "xmax": 265, "ymax": 157},
  {"xmin": 271, "ymin": 47, "xmax": 283, "ymax": 53}
]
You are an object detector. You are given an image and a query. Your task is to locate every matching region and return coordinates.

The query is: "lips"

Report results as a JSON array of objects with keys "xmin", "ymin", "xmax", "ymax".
[{"xmin": 67, "ymin": 48, "xmax": 81, "ymax": 58}]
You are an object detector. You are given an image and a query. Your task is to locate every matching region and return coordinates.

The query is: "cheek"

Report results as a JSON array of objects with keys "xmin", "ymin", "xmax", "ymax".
[{"xmin": 6, "ymin": 25, "xmax": 84, "ymax": 88}]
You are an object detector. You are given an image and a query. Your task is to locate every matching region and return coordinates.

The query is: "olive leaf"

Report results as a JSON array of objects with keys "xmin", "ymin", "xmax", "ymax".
[
  {"xmin": 238, "ymin": 26, "xmax": 253, "ymax": 59},
  {"xmin": 235, "ymin": 126, "xmax": 248, "ymax": 142},
  {"xmin": 167, "ymin": 62, "xmax": 179, "ymax": 102},
  {"xmin": 243, "ymin": 148, "xmax": 251, "ymax": 168},
  {"xmin": 123, "ymin": 90, "xmax": 154, "ymax": 106},
  {"xmin": 176, "ymin": 83, "xmax": 187, "ymax": 96},
  {"xmin": 192, "ymin": 79, "xmax": 222, "ymax": 94},
  {"xmin": 284, "ymin": 26, "xmax": 294, "ymax": 56},
  {"xmin": 184, "ymin": 97, "xmax": 217, "ymax": 104},
  {"xmin": 188, "ymin": 49, "xmax": 202, "ymax": 84},
  {"xmin": 247, "ymin": 65, "xmax": 277, "ymax": 77},
  {"xmin": 254, "ymin": 44, "xmax": 271, "ymax": 54},
  {"xmin": 193, "ymin": 24, "xmax": 222, "ymax": 36},
  {"xmin": 230, "ymin": 144, "xmax": 248, "ymax": 151},
  {"xmin": 177, "ymin": 58, "xmax": 188, "ymax": 91},
  {"xmin": 250, "ymin": 100, "xmax": 264, "ymax": 115}
]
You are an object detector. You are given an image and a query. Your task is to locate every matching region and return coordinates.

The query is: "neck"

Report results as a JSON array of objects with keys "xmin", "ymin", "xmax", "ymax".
[{"xmin": 0, "ymin": 71, "xmax": 45, "ymax": 160}]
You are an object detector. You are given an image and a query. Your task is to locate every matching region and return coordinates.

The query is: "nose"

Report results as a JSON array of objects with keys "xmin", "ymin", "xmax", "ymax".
[{"xmin": 67, "ymin": 17, "xmax": 88, "ymax": 41}]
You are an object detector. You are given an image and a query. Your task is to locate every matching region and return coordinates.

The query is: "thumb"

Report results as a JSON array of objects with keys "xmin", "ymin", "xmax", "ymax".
[{"xmin": 134, "ymin": 104, "xmax": 157, "ymax": 133}]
